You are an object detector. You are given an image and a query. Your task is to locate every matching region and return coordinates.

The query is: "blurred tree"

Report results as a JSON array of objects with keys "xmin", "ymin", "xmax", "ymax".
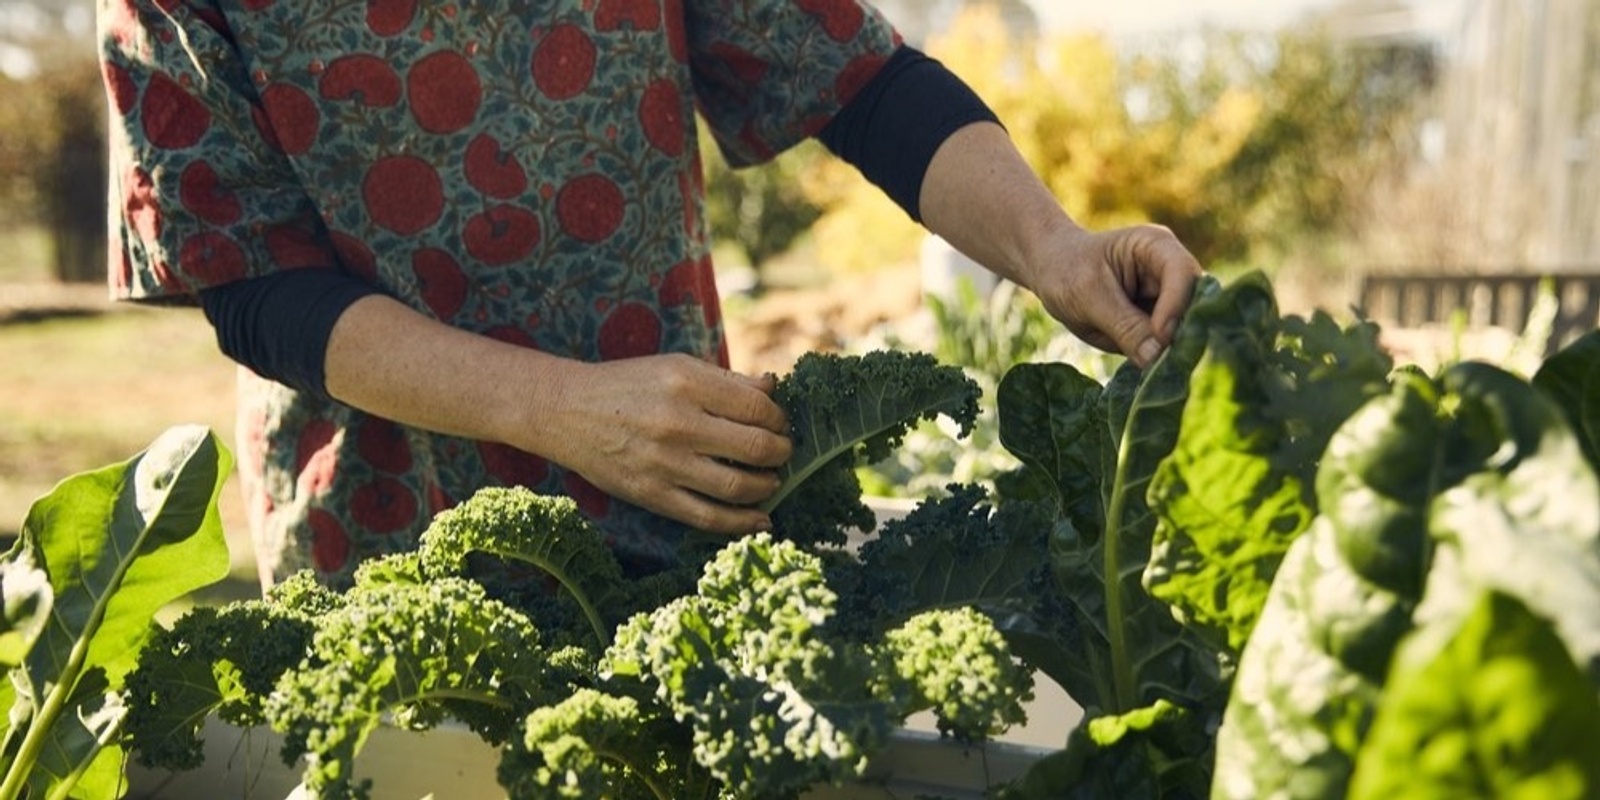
[
  {"xmin": 0, "ymin": 57, "xmax": 108, "ymax": 284},
  {"xmin": 795, "ymin": 6, "xmax": 1424, "ymax": 274},
  {"xmin": 0, "ymin": 0, "xmax": 96, "ymax": 77},
  {"xmin": 39, "ymin": 62, "xmax": 108, "ymax": 283},
  {"xmin": 1134, "ymin": 28, "xmax": 1424, "ymax": 265},
  {"xmin": 700, "ymin": 133, "xmax": 826, "ymax": 294},
  {"xmin": 0, "ymin": 0, "xmax": 105, "ymax": 284}
]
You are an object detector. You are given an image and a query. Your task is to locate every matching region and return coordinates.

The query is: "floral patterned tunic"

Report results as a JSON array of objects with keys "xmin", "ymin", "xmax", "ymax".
[{"xmin": 99, "ymin": 0, "xmax": 900, "ymax": 588}]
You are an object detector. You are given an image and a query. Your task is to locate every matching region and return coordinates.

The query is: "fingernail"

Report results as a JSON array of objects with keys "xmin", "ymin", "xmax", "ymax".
[
  {"xmin": 1163, "ymin": 318, "xmax": 1178, "ymax": 340},
  {"xmin": 1138, "ymin": 339, "xmax": 1162, "ymax": 366}
]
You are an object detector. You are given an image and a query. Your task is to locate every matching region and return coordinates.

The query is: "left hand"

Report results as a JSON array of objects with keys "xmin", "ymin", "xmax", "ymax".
[
  {"xmin": 918, "ymin": 122, "xmax": 1204, "ymax": 369},
  {"xmin": 1021, "ymin": 223, "xmax": 1203, "ymax": 369}
]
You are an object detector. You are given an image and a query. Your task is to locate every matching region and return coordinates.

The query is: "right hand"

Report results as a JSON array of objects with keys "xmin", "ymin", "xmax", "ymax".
[{"xmin": 529, "ymin": 353, "xmax": 793, "ymax": 535}]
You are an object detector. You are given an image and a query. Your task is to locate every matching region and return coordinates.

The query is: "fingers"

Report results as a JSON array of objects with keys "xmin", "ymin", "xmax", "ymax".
[
  {"xmin": 644, "ymin": 484, "xmax": 774, "ymax": 536},
  {"xmin": 1087, "ymin": 225, "xmax": 1205, "ymax": 368},
  {"xmin": 552, "ymin": 355, "xmax": 794, "ymax": 535},
  {"xmin": 709, "ymin": 370, "xmax": 789, "ymax": 435},
  {"xmin": 1141, "ymin": 232, "xmax": 1204, "ymax": 345}
]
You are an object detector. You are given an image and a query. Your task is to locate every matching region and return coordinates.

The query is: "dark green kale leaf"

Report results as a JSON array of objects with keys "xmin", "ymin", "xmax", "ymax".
[
  {"xmin": 265, "ymin": 576, "xmax": 555, "ymax": 800},
  {"xmin": 123, "ymin": 600, "xmax": 317, "ymax": 771},
  {"xmin": 418, "ymin": 487, "xmax": 635, "ymax": 650},
  {"xmin": 767, "ymin": 350, "xmax": 981, "ymax": 547}
]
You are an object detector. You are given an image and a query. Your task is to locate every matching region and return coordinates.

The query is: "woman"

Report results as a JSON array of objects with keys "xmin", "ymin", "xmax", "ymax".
[{"xmin": 99, "ymin": 0, "xmax": 1202, "ymax": 590}]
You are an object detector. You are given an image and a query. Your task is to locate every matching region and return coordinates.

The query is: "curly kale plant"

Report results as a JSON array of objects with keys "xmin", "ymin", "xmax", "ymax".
[
  {"xmin": 125, "ymin": 491, "xmax": 608, "ymax": 800},
  {"xmin": 766, "ymin": 349, "xmax": 980, "ymax": 546},
  {"xmin": 502, "ymin": 533, "xmax": 1030, "ymax": 800}
]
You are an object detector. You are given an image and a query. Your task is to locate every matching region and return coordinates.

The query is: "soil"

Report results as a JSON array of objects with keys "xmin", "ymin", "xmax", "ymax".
[{"xmin": 724, "ymin": 263, "xmax": 925, "ymax": 375}]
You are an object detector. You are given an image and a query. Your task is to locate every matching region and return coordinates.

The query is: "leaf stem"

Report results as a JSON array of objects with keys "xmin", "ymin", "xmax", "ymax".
[
  {"xmin": 594, "ymin": 746, "xmax": 672, "ymax": 800},
  {"xmin": 0, "ymin": 612, "xmax": 100, "ymax": 800},
  {"xmin": 478, "ymin": 546, "xmax": 612, "ymax": 649},
  {"xmin": 1102, "ymin": 427, "xmax": 1139, "ymax": 714}
]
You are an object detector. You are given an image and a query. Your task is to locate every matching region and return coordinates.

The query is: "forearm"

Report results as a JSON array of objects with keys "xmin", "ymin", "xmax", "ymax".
[
  {"xmin": 323, "ymin": 294, "xmax": 568, "ymax": 456},
  {"xmin": 917, "ymin": 121, "xmax": 1080, "ymax": 291}
]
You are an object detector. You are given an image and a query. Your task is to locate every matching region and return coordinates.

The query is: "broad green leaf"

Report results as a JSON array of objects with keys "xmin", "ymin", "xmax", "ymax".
[
  {"xmin": 1144, "ymin": 308, "xmax": 1388, "ymax": 655},
  {"xmin": 1419, "ymin": 363, "xmax": 1600, "ymax": 679},
  {"xmin": 0, "ymin": 545, "xmax": 51, "ymax": 669},
  {"xmin": 997, "ymin": 273, "xmax": 1252, "ymax": 716},
  {"xmin": 1144, "ymin": 331, "xmax": 1313, "ymax": 654},
  {"xmin": 1211, "ymin": 521, "xmax": 1406, "ymax": 800},
  {"xmin": 1215, "ymin": 362, "xmax": 1600, "ymax": 800},
  {"xmin": 1000, "ymin": 699, "xmax": 1210, "ymax": 800},
  {"xmin": 20, "ymin": 425, "xmax": 231, "ymax": 685},
  {"xmin": 1532, "ymin": 330, "xmax": 1600, "ymax": 478},
  {"xmin": 997, "ymin": 363, "xmax": 1107, "ymax": 539},
  {"xmin": 1212, "ymin": 376, "xmax": 1443, "ymax": 800},
  {"xmin": 1, "ymin": 425, "xmax": 232, "ymax": 800},
  {"xmin": 1348, "ymin": 591, "xmax": 1600, "ymax": 800}
]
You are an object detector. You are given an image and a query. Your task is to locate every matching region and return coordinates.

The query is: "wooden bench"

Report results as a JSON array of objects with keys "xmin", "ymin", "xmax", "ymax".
[{"xmin": 1357, "ymin": 271, "xmax": 1600, "ymax": 356}]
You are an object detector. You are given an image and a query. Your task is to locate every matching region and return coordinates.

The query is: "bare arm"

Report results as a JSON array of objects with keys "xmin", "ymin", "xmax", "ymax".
[
  {"xmin": 918, "ymin": 122, "xmax": 1203, "ymax": 367},
  {"xmin": 323, "ymin": 294, "xmax": 791, "ymax": 533}
]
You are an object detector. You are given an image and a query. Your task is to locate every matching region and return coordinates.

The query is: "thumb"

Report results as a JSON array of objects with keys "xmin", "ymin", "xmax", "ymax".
[{"xmin": 1103, "ymin": 298, "xmax": 1165, "ymax": 369}]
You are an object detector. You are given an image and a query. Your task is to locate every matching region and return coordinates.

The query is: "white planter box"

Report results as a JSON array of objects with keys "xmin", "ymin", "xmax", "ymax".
[
  {"xmin": 123, "ymin": 719, "xmax": 1062, "ymax": 800},
  {"xmin": 124, "ymin": 497, "xmax": 1077, "ymax": 799}
]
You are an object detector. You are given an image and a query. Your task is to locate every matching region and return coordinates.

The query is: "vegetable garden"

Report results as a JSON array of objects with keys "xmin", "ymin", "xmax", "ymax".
[{"xmin": 3, "ymin": 271, "xmax": 1599, "ymax": 799}]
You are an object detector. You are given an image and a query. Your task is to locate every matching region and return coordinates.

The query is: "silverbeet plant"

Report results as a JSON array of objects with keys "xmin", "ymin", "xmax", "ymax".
[
  {"xmin": 993, "ymin": 272, "xmax": 1600, "ymax": 799},
  {"xmin": 0, "ymin": 425, "xmax": 231, "ymax": 800}
]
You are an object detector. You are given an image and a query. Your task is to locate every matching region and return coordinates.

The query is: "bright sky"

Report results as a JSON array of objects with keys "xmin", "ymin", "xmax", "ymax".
[
  {"xmin": 1036, "ymin": 0, "xmax": 1333, "ymax": 35},
  {"xmin": 1035, "ymin": 0, "xmax": 1468, "ymax": 37}
]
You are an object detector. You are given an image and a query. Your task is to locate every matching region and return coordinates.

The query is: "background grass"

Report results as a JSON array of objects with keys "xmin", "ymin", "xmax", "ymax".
[{"xmin": 0, "ymin": 223, "xmax": 260, "ymax": 598}]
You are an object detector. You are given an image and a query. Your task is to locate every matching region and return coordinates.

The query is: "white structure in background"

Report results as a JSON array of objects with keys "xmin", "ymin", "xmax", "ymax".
[
  {"xmin": 1437, "ymin": 0, "xmax": 1600, "ymax": 267},
  {"xmin": 870, "ymin": 0, "xmax": 1039, "ymax": 45},
  {"xmin": 919, "ymin": 234, "xmax": 998, "ymax": 306},
  {"xmin": 1326, "ymin": 0, "xmax": 1599, "ymax": 268}
]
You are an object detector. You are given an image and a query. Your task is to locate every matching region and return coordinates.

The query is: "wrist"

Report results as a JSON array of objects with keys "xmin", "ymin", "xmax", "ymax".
[{"xmin": 489, "ymin": 349, "xmax": 586, "ymax": 464}]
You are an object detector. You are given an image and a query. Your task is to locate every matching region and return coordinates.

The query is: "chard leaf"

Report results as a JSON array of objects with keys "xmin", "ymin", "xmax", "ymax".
[
  {"xmin": 1000, "ymin": 699, "xmax": 1210, "ymax": 800},
  {"xmin": 1144, "ymin": 331, "xmax": 1313, "ymax": 655},
  {"xmin": 1419, "ymin": 363, "xmax": 1600, "ymax": 680},
  {"xmin": 998, "ymin": 274, "xmax": 1256, "ymax": 717},
  {"xmin": 1211, "ymin": 520, "xmax": 1407, "ymax": 800},
  {"xmin": 0, "ymin": 546, "xmax": 51, "ymax": 685},
  {"xmin": 0, "ymin": 425, "xmax": 232, "ymax": 800},
  {"xmin": 1532, "ymin": 330, "xmax": 1600, "ymax": 477},
  {"xmin": 1144, "ymin": 307, "xmax": 1389, "ymax": 655},
  {"xmin": 1214, "ymin": 362, "xmax": 1600, "ymax": 800},
  {"xmin": 995, "ymin": 362, "xmax": 1107, "ymax": 540},
  {"xmin": 1348, "ymin": 591, "xmax": 1600, "ymax": 800}
]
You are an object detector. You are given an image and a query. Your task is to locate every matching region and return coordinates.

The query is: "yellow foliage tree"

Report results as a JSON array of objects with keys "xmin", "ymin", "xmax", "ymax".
[{"xmin": 802, "ymin": 7, "xmax": 1262, "ymax": 274}]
